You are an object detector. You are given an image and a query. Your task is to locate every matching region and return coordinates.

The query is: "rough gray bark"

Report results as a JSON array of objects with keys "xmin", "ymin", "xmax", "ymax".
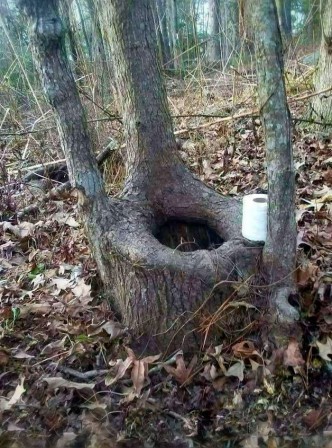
[
  {"xmin": 311, "ymin": 0, "xmax": 332, "ymax": 124},
  {"xmin": 251, "ymin": 0, "xmax": 298, "ymax": 329},
  {"xmin": 21, "ymin": 0, "xmax": 260, "ymax": 352},
  {"xmin": 276, "ymin": 0, "xmax": 292, "ymax": 40}
]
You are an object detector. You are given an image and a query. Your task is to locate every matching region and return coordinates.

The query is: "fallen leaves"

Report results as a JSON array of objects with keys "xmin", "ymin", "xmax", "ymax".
[
  {"xmin": 225, "ymin": 360, "xmax": 245, "ymax": 381},
  {"xmin": 283, "ymin": 339, "xmax": 305, "ymax": 367},
  {"xmin": 2, "ymin": 221, "xmax": 35, "ymax": 239},
  {"xmin": 316, "ymin": 337, "xmax": 332, "ymax": 361},
  {"xmin": 106, "ymin": 348, "xmax": 161, "ymax": 396},
  {"xmin": 0, "ymin": 377, "xmax": 25, "ymax": 411},
  {"xmin": 164, "ymin": 353, "xmax": 197, "ymax": 385}
]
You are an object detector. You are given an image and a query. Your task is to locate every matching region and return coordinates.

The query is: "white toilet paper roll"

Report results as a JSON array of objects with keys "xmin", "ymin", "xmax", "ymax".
[{"xmin": 242, "ymin": 194, "xmax": 268, "ymax": 242}]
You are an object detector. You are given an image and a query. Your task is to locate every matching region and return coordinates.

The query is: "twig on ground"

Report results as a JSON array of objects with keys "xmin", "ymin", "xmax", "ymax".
[{"xmin": 49, "ymin": 362, "xmax": 109, "ymax": 380}]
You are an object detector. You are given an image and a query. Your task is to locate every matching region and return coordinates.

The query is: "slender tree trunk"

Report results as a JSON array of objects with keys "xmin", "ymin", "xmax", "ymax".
[
  {"xmin": 207, "ymin": 0, "xmax": 239, "ymax": 67},
  {"xmin": 20, "ymin": 0, "xmax": 260, "ymax": 352},
  {"xmin": 207, "ymin": 0, "xmax": 222, "ymax": 65},
  {"xmin": 251, "ymin": 0, "xmax": 298, "ymax": 333},
  {"xmin": 167, "ymin": 0, "xmax": 179, "ymax": 69},
  {"xmin": 220, "ymin": 0, "xmax": 239, "ymax": 67},
  {"xmin": 156, "ymin": 0, "xmax": 173, "ymax": 69},
  {"xmin": 85, "ymin": 0, "xmax": 112, "ymax": 103},
  {"xmin": 311, "ymin": 0, "xmax": 332, "ymax": 124},
  {"xmin": 304, "ymin": 0, "xmax": 321, "ymax": 45},
  {"xmin": 276, "ymin": 0, "xmax": 292, "ymax": 40}
]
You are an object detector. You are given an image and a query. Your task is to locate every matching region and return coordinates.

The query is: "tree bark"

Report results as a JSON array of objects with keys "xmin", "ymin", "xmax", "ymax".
[
  {"xmin": 311, "ymin": 0, "xmax": 332, "ymax": 124},
  {"xmin": 220, "ymin": 0, "xmax": 239, "ymax": 67},
  {"xmin": 156, "ymin": 0, "xmax": 173, "ymax": 69},
  {"xmin": 167, "ymin": 0, "xmax": 180, "ymax": 69},
  {"xmin": 304, "ymin": 0, "xmax": 321, "ymax": 45},
  {"xmin": 207, "ymin": 0, "xmax": 239, "ymax": 68},
  {"xmin": 59, "ymin": 0, "xmax": 79, "ymax": 65},
  {"xmin": 21, "ymin": 0, "xmax": 261, "ymax": 352},
  {"xmin": 251, "ymin": 0, "xmax": 298, "ymax": 332},
  {"xmin": 276, "ymin": 0, "xmax": 292, "ymax": 41},
  {"xmin": 207, "ymin": 0, "xmax": 222, "ymax": 65}
]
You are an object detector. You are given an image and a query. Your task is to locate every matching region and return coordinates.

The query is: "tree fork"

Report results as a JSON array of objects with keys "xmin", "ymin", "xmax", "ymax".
[{"xmin": 22, "ymin": 0, "xmax": 261, "ymax": 352}]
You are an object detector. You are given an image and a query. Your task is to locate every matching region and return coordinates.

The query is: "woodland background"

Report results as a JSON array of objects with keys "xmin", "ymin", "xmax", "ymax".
[{"xmin": 0, "ymin": 0, "xmax": 332, "ymax": 447}]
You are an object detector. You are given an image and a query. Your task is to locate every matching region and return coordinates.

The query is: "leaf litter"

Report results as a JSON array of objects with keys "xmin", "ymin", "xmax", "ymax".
[{"xmin": 0, "ymin": 76, "xmax": 332, "ymax": 447}]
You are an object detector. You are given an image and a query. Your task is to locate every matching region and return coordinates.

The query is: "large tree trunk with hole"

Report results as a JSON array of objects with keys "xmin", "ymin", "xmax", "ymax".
[
  {"xmin": 21, "ymin": 0, "xmax": 260, "ymax": 352},
  {"xmin": 251, "ymin": 0, "xmax": 298, "ymax": 340},
  {"xmin": 311, "ymin": 0, "xmax": 332, "ymax": 124}
]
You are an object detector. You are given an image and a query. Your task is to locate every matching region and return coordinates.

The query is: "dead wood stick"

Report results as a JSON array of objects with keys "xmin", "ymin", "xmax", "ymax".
[
  {"xmin": 174, "ymin": 109, "xmax": 259, "ymax": 134},
  {"xmin": 11, "ymin": 159, "xmax": 67, "ymax": 174},
  {"xmin": 17, "ymin": 143, "xmax": 119, "ymax": 217},
  {"xmin": 49, "ymin": 362, "xmax": 109, "ymax": 380},
  {"xmin": 2, "ymin": 86, "xmax": 331, "ymax": 140},
  {"xmin": 174, "ymin": 85, "xmax": 332, "ymax": 135},
  {"xmin": 288, "ymin": 85, "xmax": 332, "ymax": 102},
  {"xmin": 17, "ymin": 182, "xmax": 71, "ymax": 217},
  {"xmin": 12, "ymin": 140, "xmax": 117, "ymax": 180}
]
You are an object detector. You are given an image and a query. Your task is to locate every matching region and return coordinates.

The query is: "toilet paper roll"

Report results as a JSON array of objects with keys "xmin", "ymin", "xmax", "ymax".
[{"xmin": 242, "ymin": 194, "xmax": 268, "ymax": 242}]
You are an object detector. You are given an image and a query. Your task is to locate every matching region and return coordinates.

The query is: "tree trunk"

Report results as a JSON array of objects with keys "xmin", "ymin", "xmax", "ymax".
[
  {"xmin": 167, "ymin": 0, "xmax": 180, "ymax": 70},
  {"xmin": 59, "ymin": 0, "xmax": 79, "ymax": 65},
  {"xmin": 21, "ymin": 0, "xmax": 260, "ymax": 352},
  {"xmin": 85, "ymin": 0, "xmax": 112, "ymax": 104},
  {"xmin": 251, "ymin": 0, "xmax": 298, "ymax": 334},
  {"xmin": 220, "ymin": 0, "xmax": 239, "ymax": 67},
  {"xmin": 276, "ymin": 0, "xmax": 292, "ymax": 41},
  {"xmin": 207, "ymin": 0, "xmax": 239, "ymax": 68},
  {"xmin": 156, "ymin": 0, "xmax": 173, "ymax": 69},
  {"xmin": 207, "ymin": 0, "xmax": 222, "ymax": 65},
  {"xmin": 304, "ymin": 0, "xmax": 321, "ymax": 45},
  {"xmin": 311, "ymin": 0, "xmax": 332, "ymax": 124}
]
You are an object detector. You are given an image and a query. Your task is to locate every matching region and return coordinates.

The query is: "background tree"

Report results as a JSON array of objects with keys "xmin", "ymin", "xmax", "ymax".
[
  {"xmin": 207, "ymin": 0, "xmax": 239, "ymax": 68},
  {"xmin": 155, "ymin": 0, "xmax": 173, "ymax": 69},
  {"xmin": 251, "ymin": 0, "xmax": 298, "ymax": 332},
  {"xmin": 276, "ymin": 0, "xmax": 292, "ymax": 41},
  {"xmin": 310, "ymin": 0, "xmax": 332, "ymax": 124},
  {"xmin": 207, "ymin": 0, "xmax": 222, "ymax": 65}
]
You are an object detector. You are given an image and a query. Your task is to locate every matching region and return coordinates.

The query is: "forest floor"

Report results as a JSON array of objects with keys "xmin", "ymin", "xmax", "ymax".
[{"xmin": 0, "ymin": 65, "xmax": 332, "ymax": 447}]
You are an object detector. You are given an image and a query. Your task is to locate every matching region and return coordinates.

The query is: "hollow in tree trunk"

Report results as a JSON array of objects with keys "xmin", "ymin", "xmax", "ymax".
[{"xmin": 21, "ymin": 0, "xmax": 261, "ymax": 353}]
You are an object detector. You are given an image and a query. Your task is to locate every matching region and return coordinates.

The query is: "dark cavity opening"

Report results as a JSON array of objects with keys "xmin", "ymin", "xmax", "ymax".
[{"xmin": 155, "ymin": 219, "xmax": 224, "ymax": 252}]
